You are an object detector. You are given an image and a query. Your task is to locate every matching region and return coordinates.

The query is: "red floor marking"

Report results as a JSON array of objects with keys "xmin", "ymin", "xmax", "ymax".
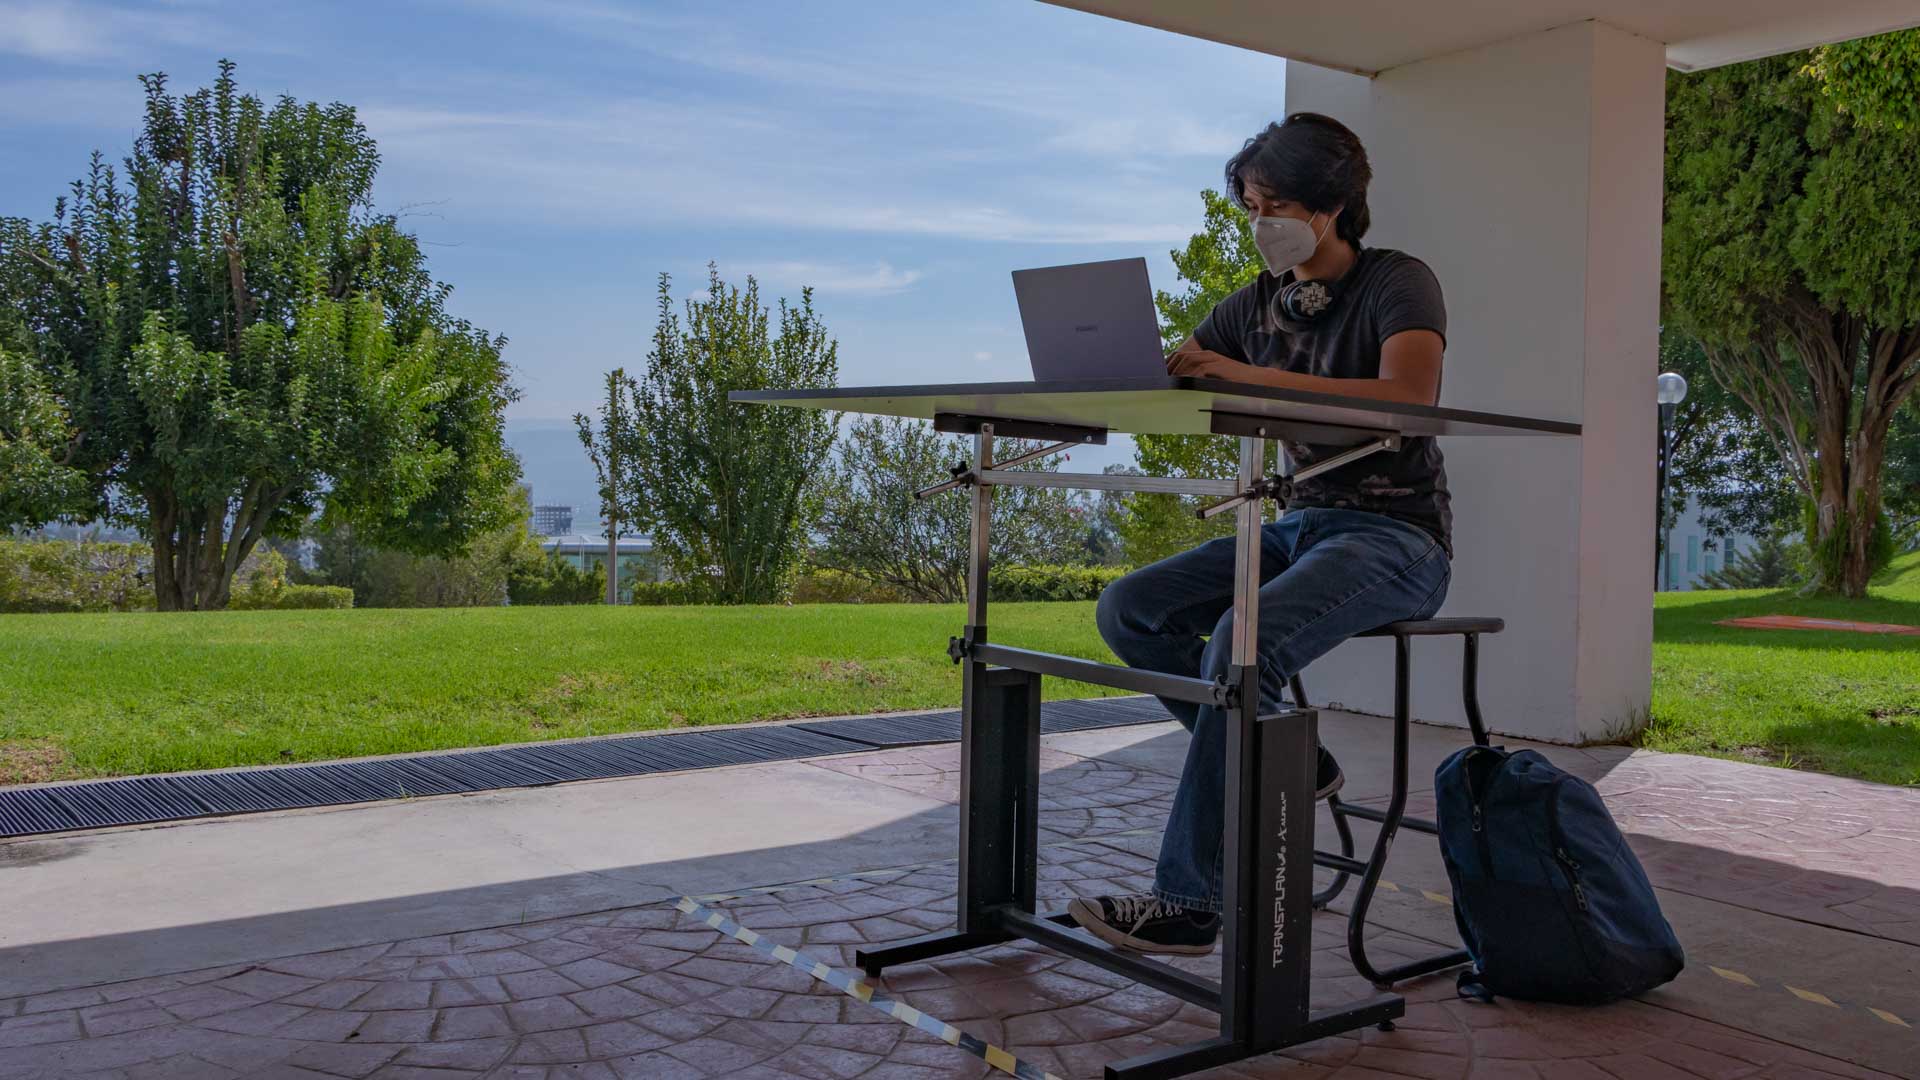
[{"xmin": 1716, "ymin": 614, "xmax": 1920, "ymax": 636}]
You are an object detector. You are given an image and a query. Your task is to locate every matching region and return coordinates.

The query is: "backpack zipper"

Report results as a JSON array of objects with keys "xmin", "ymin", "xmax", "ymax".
[
  {"xmin": 1465, "ymin": 752, "xmax": 1494, "ymax": 877},
  {"xmin": 1544, "ymin": 776, "xmax": 1588, "ymax": 911}
]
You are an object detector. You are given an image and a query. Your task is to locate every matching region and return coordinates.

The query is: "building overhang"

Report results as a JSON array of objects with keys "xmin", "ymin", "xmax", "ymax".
[{"xmin": 1040, "ymin": 0, "xmax": 1920, "ymax": 74}]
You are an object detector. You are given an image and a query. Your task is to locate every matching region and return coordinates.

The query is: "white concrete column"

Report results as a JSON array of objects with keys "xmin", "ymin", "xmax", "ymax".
[{"xmin": 1282, "ymin": 21, "xmax": 1664, "ymax": 744}]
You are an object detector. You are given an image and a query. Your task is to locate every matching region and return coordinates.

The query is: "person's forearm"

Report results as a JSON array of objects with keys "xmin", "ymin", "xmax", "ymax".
[{"xmin": 1202, "ymin": 360, "xmax": 1432, "ymax": 406}]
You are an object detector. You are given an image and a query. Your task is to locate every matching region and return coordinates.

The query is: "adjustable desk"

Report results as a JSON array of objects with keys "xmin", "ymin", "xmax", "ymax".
[{"xmin": 731, "ymin": 376, "xmax": 1577, "ymax": 1080}]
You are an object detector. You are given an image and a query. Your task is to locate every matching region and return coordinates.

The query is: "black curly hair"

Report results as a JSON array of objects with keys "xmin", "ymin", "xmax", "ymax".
[{"xmin": 1224, "ymin": 112, "xmax": 1372, "ymax": 246}]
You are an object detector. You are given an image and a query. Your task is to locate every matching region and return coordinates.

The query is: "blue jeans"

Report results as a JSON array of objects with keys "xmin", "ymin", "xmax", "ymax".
[{"xmin": 1095, "ymin": 507, "xmax": 1450, "ymax": 914}]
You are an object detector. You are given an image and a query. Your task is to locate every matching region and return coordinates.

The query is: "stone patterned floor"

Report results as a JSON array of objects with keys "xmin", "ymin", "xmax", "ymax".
[
  {"xmin": 0, "ymin": 838, "xmax": 1892, "ymax": 1079},
  {"xmin": 1, "ymin": 736, "xmax": 1911, "ymax": 1079}
]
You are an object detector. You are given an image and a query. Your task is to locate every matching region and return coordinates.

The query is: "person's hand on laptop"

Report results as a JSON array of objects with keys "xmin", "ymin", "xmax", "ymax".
[{"xmin": 1165, "ymin": 343, "xmax": 1244, "ymax": 380}]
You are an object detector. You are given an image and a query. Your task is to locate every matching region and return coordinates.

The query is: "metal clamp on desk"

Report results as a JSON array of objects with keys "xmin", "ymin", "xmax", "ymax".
[
  {"xmin": 913, "ymin": 415, "xmax": 1240, "ymax": 503},
  {"xmin": 914, "ymin": 434, "xmax": 1082, "ymax": 499},
  {"xmin": 1194, "ymin": 409, "xmax": 1402, "ymax": 520},
  {"xmin": 1195, "ymin": 475, "xmax": 1290, "ymax": 520}
]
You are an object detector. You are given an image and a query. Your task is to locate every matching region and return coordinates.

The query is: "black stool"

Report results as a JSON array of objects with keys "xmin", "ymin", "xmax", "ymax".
[{"xmin": 1288, "ymin": 616, "xmax": 1502, "ymax": 989}]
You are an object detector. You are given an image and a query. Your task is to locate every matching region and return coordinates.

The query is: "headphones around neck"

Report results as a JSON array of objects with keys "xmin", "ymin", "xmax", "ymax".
[{"xmin": 1277, "ymin": 276, "xmax": 1338, "ymax": 322}]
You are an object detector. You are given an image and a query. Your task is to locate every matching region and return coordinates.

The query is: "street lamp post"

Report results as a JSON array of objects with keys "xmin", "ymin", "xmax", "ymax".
[{"xmin": 1655, "ymin": 371, "xmax": 1689, "ymax": 591}]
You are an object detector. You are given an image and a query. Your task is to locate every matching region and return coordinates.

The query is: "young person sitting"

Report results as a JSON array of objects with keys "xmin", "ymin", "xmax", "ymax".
[{"xmin": 1069, "ymin": 112, "xmax": 1454, "ymax": 956}]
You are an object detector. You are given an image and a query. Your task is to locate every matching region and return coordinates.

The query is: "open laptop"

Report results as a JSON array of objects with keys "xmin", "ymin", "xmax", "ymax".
[{"xmin": 1012, "ymin": 257, "xmax": 1167, "ymax": 381}]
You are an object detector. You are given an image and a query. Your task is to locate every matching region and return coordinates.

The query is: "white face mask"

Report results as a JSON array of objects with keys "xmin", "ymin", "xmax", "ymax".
[{"xmin": 1251, "ymin": 212, "xmax": 1334, "ymax": 277}]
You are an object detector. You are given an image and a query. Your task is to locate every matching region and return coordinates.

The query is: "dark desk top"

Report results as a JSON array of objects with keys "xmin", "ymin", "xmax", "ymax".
[{"xmin": 731, "ymin": 376, "xmax": 1579, "ymax": 439}]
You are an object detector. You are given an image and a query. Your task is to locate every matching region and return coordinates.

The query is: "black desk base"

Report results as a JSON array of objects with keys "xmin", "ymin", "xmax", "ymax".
[{"xmin": 855, "ymin": 645, "xmax": 1403, "ymax": 1080}]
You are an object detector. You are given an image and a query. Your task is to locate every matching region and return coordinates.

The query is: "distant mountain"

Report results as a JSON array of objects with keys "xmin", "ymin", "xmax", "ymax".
[{"xmin": 506, "ymin": 418, "xmax": 600, "ymax": 519}]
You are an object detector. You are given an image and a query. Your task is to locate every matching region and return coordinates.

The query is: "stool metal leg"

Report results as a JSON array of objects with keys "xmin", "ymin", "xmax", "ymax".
[
  {"xmin": 1464, "ymin": 633, "xmax": 1491, "ymax": 747},
  {"xmin": 1312, "ymin": 630, "xmax": 1488, "ymax": 988},
  {"xmin": 1293, "ymin": 673, "xmax": 1358, "ymax": 911}
]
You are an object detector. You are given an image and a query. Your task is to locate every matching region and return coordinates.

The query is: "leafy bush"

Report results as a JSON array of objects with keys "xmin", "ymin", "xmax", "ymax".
[
  {"xmin": 779, "ymin": 564, "xmax": 1127, "ymax": 604},
  {"xmin": 229, "ymin": 584, "xmax": 354, "ymax": 610},
  {"xmin": 508, "ymin": 553, "xmax": 606, "ymax": 606},
  {"xmin": 316, "ymin": 518, "xmax": 543, "ymax": 608},
  {"xmin": 226, "ymin": 550, "xmax": 352, "ymax": 609},
  {"xmin": 811, "ymin": 418, "xmax": 1094, "ymax": 602},
  {"xmin": 990, "ymin": 564, "xmax": 1131, "ymax": 602},
  {"xmin": 790, "ymin": 568, "xmax": 909, "ymax": 604},
  {"xmin": 0, "ymin": 538, "xmax": 153, "ymax": 613}
]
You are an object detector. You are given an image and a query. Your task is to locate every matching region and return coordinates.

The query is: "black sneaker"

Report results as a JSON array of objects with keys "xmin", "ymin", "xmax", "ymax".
[
  {"xmin": 1317, "ymin": 744, "xmax": 1345, "ymax": 800},
  {"xmin": 1067, "ymin": 893, "xmax": 1220, "ymax": 956}
]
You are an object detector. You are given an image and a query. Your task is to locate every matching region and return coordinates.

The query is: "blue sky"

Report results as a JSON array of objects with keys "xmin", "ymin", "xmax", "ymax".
[{"xmin": 1, "ymin": 0, "xmax": 1288, "ymax": 513}]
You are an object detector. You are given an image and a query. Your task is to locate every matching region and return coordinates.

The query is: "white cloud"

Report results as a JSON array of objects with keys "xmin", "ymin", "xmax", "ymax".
[
  {"xmin": 360, "ymin": 97, "xmax": 1200, "ymax": 244},
  {"xmin": 735, "ymin": 260, "xmax": 924, "ymax": 296},
  {"xmin": 0, "ymin": 1, "xmax": 248, "ymax": 62}
]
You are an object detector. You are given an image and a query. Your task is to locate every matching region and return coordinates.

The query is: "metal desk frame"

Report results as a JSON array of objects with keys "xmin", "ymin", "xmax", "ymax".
[{"xmin": 731, "ymin": 381, "xmax": 1578, "ymax": 1080}]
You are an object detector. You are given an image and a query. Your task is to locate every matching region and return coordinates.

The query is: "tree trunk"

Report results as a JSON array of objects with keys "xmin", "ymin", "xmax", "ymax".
[
  {"xmin": 1834, "ymin": 409, "xmax": 1894, "ymax": 598},
  {"xmin": 144, "ymin": 488, "xmax": 279, "ymax": 611},
  {"xmin": 606, "ymin": 518, "xmax": 619, "ymax": 605}
]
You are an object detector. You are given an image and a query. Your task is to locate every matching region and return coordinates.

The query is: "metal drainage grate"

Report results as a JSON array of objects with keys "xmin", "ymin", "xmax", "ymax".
[
  {"xmin": 0, "ymin": 695, "xmax": 1172, "ymax": 838},
  {"xmin": 794, "ymin": 693, "xmax": 1173, "ymax": 746}
]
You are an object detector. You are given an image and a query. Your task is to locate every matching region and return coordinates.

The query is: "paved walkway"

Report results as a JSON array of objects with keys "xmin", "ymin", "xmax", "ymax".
[{"xmin": 1, "ymin": 710, "xmax": 1915, "ymax": 1078}]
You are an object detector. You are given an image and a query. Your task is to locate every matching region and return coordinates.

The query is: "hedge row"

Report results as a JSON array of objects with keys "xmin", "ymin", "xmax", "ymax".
[
  {"xmin": 229, "ymin": 584, "xmax": 355, "ymax": 610},
  {"xmin": 0, "ymin": 539, "xmax": 153, "ymax": 613},
  {"xmin": 624, "ymin": 565, "xmax": 1130, "ymax": 606},
  {"xmin": 989, "ymin": 564, "xmax": 1129, "ymax": 602}
]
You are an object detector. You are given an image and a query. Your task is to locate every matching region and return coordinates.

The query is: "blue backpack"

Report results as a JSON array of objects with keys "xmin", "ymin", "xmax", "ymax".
[{"xmin": 1435, "ymin": 745, "xmax": 1684, "ymax": 1004}]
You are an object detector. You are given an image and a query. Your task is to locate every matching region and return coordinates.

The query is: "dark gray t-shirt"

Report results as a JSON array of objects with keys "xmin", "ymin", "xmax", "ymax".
[{"xmin": 1194, "ymin": 247, "xmax": 1453, "ymax": 555}]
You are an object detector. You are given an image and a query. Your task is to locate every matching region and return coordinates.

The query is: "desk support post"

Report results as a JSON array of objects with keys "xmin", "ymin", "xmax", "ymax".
[
  {"xmin": 1217, "ymin": 435, "xmax": 1313, "ymax": 1043},
  {"xmin": 855, "ymin": 425, "xmax": 1404, "ymax": 1079},
  {"xmin": 957, "ymin": 666, "xmax": 1040, "ymax": 929}
]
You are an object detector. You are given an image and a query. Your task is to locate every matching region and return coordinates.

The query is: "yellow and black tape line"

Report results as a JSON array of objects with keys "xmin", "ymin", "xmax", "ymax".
[{"xmin": 674, "ymin": 897, "xmax": 1066, "ymax": 1080}]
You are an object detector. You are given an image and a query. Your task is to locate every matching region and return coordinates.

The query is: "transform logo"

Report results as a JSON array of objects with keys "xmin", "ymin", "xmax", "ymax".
[{"xmin": 1270, "ymin": 792, "xmax": 1289, "ymax": 968}]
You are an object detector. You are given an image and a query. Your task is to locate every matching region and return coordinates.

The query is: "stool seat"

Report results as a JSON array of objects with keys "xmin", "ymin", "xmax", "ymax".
[{"xmin": 1359, "ymin": 616, "xmax": 1504, "ymax": 637}]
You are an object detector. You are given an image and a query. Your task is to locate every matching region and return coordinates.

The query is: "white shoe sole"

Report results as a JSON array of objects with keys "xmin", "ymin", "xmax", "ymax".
[{"xmin": 1066, "ymin": 898, "xmax": 1218, "ymax": 957}]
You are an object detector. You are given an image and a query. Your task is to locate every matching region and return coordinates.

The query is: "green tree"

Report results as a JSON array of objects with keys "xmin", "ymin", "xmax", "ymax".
[
  {"xmin": 0, "ymin": 341, "xmax": 91, "ymax": 529},
  {"xmin": 812, "ymin": 417, "xmax": 1089, "ymax": 602},
  {"xmin": 1659, "ymin": 330, "xmax": 1800, "ymax": 543},
  {"xmin": 1697, "ymin": 529, "xmax": 1808, "ymax": 590},
  {"xmin": 0, "ymin": 62, "xmax": 520, "ymax": 610},
  {"xmin": 1120, "ymin": 189, "xmax": 1267, "ymax": 565},
  {"xmin": 1078, "ymin": 466, "xmax": 1136, "ymax": 567},
  {"xmin": 1885, "ymin": 406, "xmax": 1920, "ymax": 542},
  {"xmin": 311, "ymin": 511, "xmax": 543, "ymax": 608},
  {"xmin": 1663, "ymin": 46, "xmax": 1920, "ymax": 597},
  {"xmin": 1803, "ymin": 30, "xmax": 1920, "ymax": 131},
  {"xmin": 507, "ymin": 550, "xmax": 606, "ymax": 606},
  {"xmin": 629, "ymin": 265, "xmax": 838, "ymax": 603},
  {"xmin": 575, "ymin": 368, "xmax": 641, "ymax": 604}
]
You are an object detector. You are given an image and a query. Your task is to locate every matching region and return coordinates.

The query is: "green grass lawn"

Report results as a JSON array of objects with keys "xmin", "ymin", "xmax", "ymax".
[
  {"xmin": 2, "ymin": 555, "xmax": 1916, "ymax": 787},
  {"xmin": 1643, "ymin": 550, "xmax": 1920, "ymax": 787},
  {"xmin": 0, "ymin": 602, "xmax": 1124, "ymax": 783}
]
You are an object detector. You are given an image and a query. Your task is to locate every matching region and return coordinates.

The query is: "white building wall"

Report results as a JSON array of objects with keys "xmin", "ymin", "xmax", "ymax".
[{"xmin": 1283, "ymin": 21, "xmax": 1666, "ymax": 744}]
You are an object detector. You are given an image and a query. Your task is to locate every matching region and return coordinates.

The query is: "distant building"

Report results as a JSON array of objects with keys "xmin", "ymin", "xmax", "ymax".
[
  {"xmin": 1661, "ymin": 494, "xmax": 1762, "ymax": 591},
  {"xmin": 532, "ymin": 504, "xmax": 575, "ymax": 537}
]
